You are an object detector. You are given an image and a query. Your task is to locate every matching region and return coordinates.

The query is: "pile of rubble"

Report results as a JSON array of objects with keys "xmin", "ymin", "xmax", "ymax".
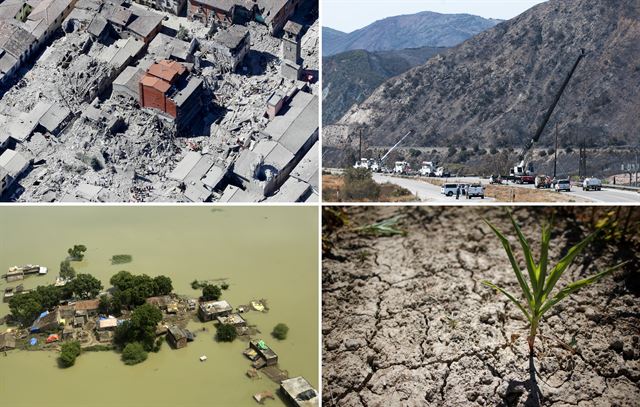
[{"xmin": 0, "ymin": 0, "xmax": 319, "ymax": 202}]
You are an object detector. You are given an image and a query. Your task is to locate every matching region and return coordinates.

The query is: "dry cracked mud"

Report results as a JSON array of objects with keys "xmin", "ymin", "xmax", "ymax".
[{"xmin": 322, "ymin": 207, "xmax": 639, "ymax": 406}]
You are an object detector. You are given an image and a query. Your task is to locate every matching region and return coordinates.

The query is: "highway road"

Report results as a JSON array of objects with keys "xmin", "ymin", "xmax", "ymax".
[
  {"xmin": 372, "ymin": 174, "xmax": 496, "ymax": 203},
  {"xmin": 372, "ymin": 174, "xmax": 640, "ymax": 203}
]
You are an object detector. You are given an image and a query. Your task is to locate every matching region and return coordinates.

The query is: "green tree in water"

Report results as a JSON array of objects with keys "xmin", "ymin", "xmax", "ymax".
[{"xmin": 122, "ymin": 342, "xmax": 148, "ymax": 365}]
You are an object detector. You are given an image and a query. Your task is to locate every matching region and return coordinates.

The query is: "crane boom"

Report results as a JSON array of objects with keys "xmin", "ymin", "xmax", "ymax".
[
  {"xmin": 523, "ymin": 49, "xmax": 585, "ymax": 154},
  {"xmin": 380, "ymin": 130, "xmax": 413, "ymax": 162}
]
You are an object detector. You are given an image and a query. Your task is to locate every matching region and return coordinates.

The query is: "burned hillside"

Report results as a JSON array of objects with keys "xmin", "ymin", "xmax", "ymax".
[{"xmin": 327, "ymin": 0, "xmax": 640, "ymax": 168}]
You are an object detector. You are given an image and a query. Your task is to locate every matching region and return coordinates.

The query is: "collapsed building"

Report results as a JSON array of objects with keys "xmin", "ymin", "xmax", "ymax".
[
  {"xmin": 0, "ymin": 0, "xmax": 78, "ymax": 85},
  {"xmin": 220, "ymin": 87, "xmax": 318, "ymax": 202},
  {"xmin": 187, "ymin": 0, "xmax": 300, "ymax": 35},
  {"xmin": 208, "ymin": 24, "xmax": 250, "ymax": 72}
]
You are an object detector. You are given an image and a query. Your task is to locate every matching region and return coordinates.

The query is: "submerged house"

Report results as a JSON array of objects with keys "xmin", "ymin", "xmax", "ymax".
[
  {"xmin": 249, "ymin": 339, "xmax": 277, "ymax": 366},
  {"xmin": 0, "ymin": 332, "xmax": 16, "ymax": 351},
  {"xmin": 167, "ymin": 325, "xmax": 188, "ymax": 349},
  {"xmin": 280, "ymin": 376, "xmax": 319, "ymax": 407},
  {"xmin": 198, "ymin": 299, "xmax": 232, "ymax": 321},
  {"xmin": 216, "ymin": 313, "xmax": 246, "ymax": 327}
]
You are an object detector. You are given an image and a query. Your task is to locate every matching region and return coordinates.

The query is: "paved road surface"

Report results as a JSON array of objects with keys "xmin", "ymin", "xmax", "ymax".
[
  {"xmin": 372, "ymin": 174, "xmax": 640, "ymax": 203},
  {"xmin": 372, "ymin": 174, "xmax": 495, "ymax": 203}
]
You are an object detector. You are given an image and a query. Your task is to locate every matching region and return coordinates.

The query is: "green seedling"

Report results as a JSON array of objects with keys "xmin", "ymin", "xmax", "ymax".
[
  {"xmin": 482, "ymin": 211, "xmax": 627, "ymax": 354},
  {"xmin": 354, "ymin": 215, "xmax": 406, "ymax": 237}
]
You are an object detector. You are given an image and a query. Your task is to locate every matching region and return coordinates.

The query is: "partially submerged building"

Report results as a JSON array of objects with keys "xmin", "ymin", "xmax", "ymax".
[
  {"xmin": 280, "ymin": 376, "xmax": 319, "ymax": 407},
  {"xmin": 198, "ymin": 299, "xmax": 232, "ymax": 321},
  {"xmin": 167, "ymin": 325, "xmax": 188, "ymax": 349},
  {"xmin": 249, "ymin": 339, "xmax": 278, "ymax": 367},
  {"xmin": 216, "ymin": 313, "xmax": 246, "ymax": 327},
  {"xmin": 0, "ymin": 332, "xmax": 16, "ymax": 351},
  {"xmin": 209, "ymin": 24, "xmax": 250, "ymax": 72},
  {"xmin": 139, "ymin": 60, "xmax": 204, "ymax": 131}
]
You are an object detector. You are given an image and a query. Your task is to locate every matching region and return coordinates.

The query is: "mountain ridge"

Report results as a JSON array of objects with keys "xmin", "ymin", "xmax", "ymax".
[
  {"xmin": 323, "ymin": 11, "xmax": 501, "ymax": 56},
  {"xmin": 330, "ymin": 0, "xmax": 640, "ymax": 155}
]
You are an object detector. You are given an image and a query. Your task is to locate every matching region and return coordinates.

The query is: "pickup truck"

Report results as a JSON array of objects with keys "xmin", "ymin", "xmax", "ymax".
[
  {"xmin": 466, "ymin": 184, "xmax": 485, "ymax": 199},
  {"xmin": 517, "ymin": 175, "xmax": 535, "ymax": 184},
  {"xmin": 582, "ymin": 178, "xmax": 602, "ymax": 191}
]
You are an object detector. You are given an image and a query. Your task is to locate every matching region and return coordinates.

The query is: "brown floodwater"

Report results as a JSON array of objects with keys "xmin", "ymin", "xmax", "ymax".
[{"xmin": 0, "ymin": 206, "xmax": 318, "ymax": 407}]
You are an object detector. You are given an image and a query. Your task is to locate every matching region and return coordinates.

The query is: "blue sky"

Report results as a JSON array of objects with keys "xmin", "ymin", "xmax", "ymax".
[{"xmin": 323, "ymin": 0, "xmax": 549, "ymax": 33}]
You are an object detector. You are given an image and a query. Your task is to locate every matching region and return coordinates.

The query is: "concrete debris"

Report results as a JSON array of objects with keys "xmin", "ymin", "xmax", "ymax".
[{"xmin": 0, "ymin": 0, "xmax": 318, "ymax": 202}]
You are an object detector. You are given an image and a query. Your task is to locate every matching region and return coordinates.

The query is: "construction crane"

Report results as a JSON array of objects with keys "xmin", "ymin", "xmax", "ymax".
[
  {"xmin": 370, "ymin": 130, "xmax": 413, "ymax": 172},
  {"xmin": 510, "ymin": 49, "xmax": 585, "ymax": 183}
]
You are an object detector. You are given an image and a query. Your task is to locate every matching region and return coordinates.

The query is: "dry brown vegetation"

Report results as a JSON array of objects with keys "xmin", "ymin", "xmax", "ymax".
[{"xmin": 322, "ymin": 174, "xmax": 416, "ymax": 202}]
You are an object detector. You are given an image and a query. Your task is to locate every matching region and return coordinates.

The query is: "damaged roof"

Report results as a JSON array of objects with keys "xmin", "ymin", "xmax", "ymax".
[
  {"xmin": 264, "ymin": 91, "xmax": 318, "ymax": 156},
  {"xmin": 0, "ymin": 20, "xmax": 36, "ymax": 59},
  {"xmin": 0, "ymin": 149, "xmax": 29, "ymax": 178},
  {"xmin": 148, "ymin": 32, "xmax": 193, "ymax": 61},
  {"xmin": 126, "ymin": 11, "xmax": 163, "ymax": 39},
  {"xmin": 213, "ymin": 25, "xmax": 249, "ymax": 50},
  {"xmin": 28, "ymin": 0, "xmax": 74, "ymax": 26}
]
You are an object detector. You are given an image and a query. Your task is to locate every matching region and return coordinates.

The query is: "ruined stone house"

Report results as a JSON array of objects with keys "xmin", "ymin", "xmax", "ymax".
[
  {"xmin": 132, "ymin": 0, "xmax": 187, "ymax": 16},
  {"xmin": 187, "ymin": 0, "xmax": 299, "ymax": 35},
  {"xmin": 209, "ymin": 24, "xmax": 250, "ymax": 72}
]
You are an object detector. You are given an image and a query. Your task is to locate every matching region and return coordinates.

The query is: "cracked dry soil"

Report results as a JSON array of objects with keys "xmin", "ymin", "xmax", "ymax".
[{"xmin": 322, "ymin": 207, "xmax": 639, "ymax": 406}]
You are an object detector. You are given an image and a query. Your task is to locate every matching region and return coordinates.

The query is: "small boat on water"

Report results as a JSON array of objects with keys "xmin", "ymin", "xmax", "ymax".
[
  {"xmin": 250, "ymin": 301, "xmax": 265, "ymax": 312},
  {"xmin": 199, "ymin": 355, "xmax": 208, "ymax": 362}
]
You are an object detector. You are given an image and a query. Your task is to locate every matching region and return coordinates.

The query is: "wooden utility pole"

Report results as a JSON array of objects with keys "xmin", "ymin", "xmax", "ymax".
[{"xmin": 553, "ymin": 123, "xmax": 558, "ymax": 179}]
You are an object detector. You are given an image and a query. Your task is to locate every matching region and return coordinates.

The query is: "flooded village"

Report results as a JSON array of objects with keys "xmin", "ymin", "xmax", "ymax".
[{"xmin": 0, "ymin": 206, "xmax": 319, "ymax": 406}]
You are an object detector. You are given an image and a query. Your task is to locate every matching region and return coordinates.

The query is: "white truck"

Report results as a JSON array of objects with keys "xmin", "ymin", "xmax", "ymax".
[
  {"xmin": 582, "ymin": 178, "xmax": 602, "ymax": 191},
  {"xmin": 466, "ymin": 184, "xmax": 485, "ymax": 199},
  {"xmin": 419, "ymin": 161, "xmax": 435, "ymax": 177},
  {"xmin": 394, "ymin": 161, "xmax": 409, "ymax": 174},
  {"xmin": 353, "ymin": 158, "xmax": 370, "ymax": 170},
  {"xmin": 435, "ymin": 167, "xmax": 449, "ymax": 177}
]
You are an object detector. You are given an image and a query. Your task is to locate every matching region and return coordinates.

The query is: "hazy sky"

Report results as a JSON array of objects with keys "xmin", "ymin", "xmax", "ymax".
[{"xmin": 323, "ymin": 0, "xmax": 549, "ymax": 33}]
